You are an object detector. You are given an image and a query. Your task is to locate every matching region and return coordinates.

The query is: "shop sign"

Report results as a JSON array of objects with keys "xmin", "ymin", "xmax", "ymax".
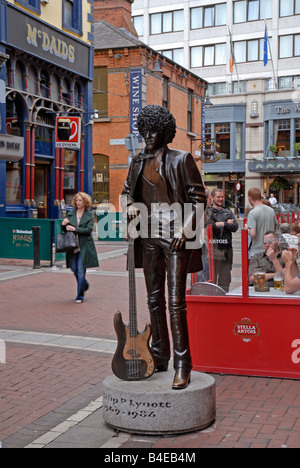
[
  {"xmin": 7, "ymin": 5, "xmax": 89, "ymax": 77},
  {"xmin": 0, "ymin": 134, "xmax": 24, "ymax": 161},
  {"xmin": 130, "ymin": 69, "xmax": 143, "ymax": 142},
  {"xmin": 55, "ymin": 117, "xmax": 81, "ymax": 149},
  {"xmin": 233, "ymin": 317, "xmax": 261, "ymax": 343}
]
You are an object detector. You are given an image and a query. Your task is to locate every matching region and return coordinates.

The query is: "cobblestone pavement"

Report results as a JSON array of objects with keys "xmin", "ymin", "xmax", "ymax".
[{"xmin": 0, "ymin": 240, "xmax": 300, "ymax": 449}]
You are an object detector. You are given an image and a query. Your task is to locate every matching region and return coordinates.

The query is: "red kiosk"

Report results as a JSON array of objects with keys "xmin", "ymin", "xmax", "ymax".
[{"xmin": 187, "ymin": 227, "xmax": 300, "ymax": 379}]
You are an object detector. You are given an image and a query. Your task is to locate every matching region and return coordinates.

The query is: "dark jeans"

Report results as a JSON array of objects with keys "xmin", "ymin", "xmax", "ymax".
[
  {"xmin": 213, "ymin": 246, "xmax": 233, "ymax": 293},
  {"xmin": 142, "ymin": 238, "xmax": 192, "ymax": 371},
  {"xmin": 71, "ymin": 252, "xmax": 89, "ymax": 301}
]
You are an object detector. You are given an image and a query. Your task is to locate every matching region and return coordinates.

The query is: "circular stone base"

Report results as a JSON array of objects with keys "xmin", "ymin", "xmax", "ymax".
[{"xmin": 102, "ymin": 370, "xmax": 216, "ymax": 435}]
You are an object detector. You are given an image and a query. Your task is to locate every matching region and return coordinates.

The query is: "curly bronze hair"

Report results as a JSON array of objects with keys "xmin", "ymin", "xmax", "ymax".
[
  {"xmin": 137, "ymin": 105, "xmax": 176, "ymax": 144},
  {"xmin": 72, "ymin": 192, "xmax": 92, "ymax": 210}
]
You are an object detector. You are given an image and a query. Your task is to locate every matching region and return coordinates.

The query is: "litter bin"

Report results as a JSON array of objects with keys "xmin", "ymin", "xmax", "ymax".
[{"xmin": 97, "ymin": 211, "xmax": 125, "ymax": 241}]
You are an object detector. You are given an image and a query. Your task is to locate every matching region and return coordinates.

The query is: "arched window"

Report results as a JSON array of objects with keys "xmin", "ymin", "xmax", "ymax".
[
  {"xmin": 28, "ymin": 65, "xmax": 37, "ymax": 95},
  {"xmin": 40, "ymin": 70, "xmax": 50, "ymax": 98},
  {"xmin": 15, "ymin": 61, "xmax": 25, "ymax": 90}
]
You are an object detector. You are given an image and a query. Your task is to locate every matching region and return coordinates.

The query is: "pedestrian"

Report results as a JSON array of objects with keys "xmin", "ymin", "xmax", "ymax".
[
  {"xmin": 269, "ymin": 193, "xmax": 277, "ymax": 206},
  {"xmin": 247, "ymin": 187, "xmax": 277, "ymax": 258},
  {"xmin": 61, "ymin": 192, "xmax": 99, "ymax": 303},
  {"xmin": 249, "ymin": 231, "xmax": 284, "ymax": 286},
  {"xmin": 122, "ymin": 105, "xmax": 206, "ymax": 389},
  {"xmin": 206, "ymin": 188, "xmax": 239, "ymax": 292}
]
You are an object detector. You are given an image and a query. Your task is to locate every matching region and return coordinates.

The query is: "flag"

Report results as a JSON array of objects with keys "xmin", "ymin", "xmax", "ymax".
[
  {"xmin": 264, "ymin": 24, "xmax": 268, "ymax": 66},
  {"xmin": 229, "ymin": 27, "xmax": 234, "ymax": 73}
]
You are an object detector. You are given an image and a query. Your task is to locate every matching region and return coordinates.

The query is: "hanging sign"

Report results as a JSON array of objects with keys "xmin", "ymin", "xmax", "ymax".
[
  {"xmin": 130, "ymin": 69, "xmax": 143, "ymax": 142},
  {"xmin": 55, "ymin": 117, "xmax": 81, "ymax": 149}
]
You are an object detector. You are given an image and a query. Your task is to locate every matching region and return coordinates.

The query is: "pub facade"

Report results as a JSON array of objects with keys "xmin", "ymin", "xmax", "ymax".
[{"xmin": 0, "ymin": 0, "xmax": 94, "ymax": 218}]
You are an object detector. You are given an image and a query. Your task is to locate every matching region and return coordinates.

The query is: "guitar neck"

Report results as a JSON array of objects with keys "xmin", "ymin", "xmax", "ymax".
[{"xmin": 128, "ymin": 236, "xmax": 138, "ymax": 337}]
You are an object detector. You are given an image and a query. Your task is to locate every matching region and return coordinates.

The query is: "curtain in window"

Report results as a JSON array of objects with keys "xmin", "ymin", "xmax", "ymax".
[
  {"xmin": 215, "ymin": 4, "xmax": 226, "ymax": 26},
  {"xmin": 191, "ymin": 46, "xmax": 203, "ymax": 67},
  {"xmin": 173, "ymin": 48, "xmax": 184, "ymax": 66},
  {"xmin": 191, "ymin": 7, "xmax": 202, "ymax": 29},
  {"xmin": 295, "ymin": 35, "xmax": 300, "ymax": 56},
  {"xmin": 204, "ymin": 46, "xmax": 214, "ymax": 66},
  {"xmin": 173, "ymin": 10, "xmax": 183, "ymax": 31},
  {"xmin": 280, "ymin": 0, "xmax": 293, "ymax": 16},
  {"xmin": 260, "ymin": 0, "xmax": 272, "ymax": 19},
  {"xmin": 133, "ymin": 16, "xmax": 144, "ymax": 36},
  {"xmin": 163, "ymin": 12, "xmax": 172, "ymax": 33},
  {"xmin": 234, "ymin": 0, "xmax": 246, "ymax": 23},
  {"xmin": 248, "ymin": 40, "xmax": 259, "ymax": 61},
  {"xmin": 248, "ymin": 0, "xmax": 259, "ymax": 21},
  {"xmin": 204, "ymin": 7, "xmax": 214, "ymax": 27},
  {"xmin": 279, "ymin": 36, "xmax": 293, "ymax": 58},
  {"xmin": 215, "ymin": 44, "xmax": 226, "ymax": 65},
  {"xmin": 151, "ymin": 13, "xmax": 161, "ymax": 34},
  {"xmin": 234, "ymin": 41, "xmax": 246, "ymax": 62}
]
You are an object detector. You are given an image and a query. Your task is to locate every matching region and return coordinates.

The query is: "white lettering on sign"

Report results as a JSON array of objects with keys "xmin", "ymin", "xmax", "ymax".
[
  {"xmin": 27, "ymin": 24, "xmax": 75, "ymax": 64},
  {"xmin": 291, "ymin": 339, "xmax": 300, "ymax": 364}
]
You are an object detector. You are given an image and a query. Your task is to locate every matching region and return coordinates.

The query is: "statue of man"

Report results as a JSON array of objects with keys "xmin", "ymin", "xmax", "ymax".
[{"xmin": 122, "ymin": 105, "xmax": 206, "ymax": 389}]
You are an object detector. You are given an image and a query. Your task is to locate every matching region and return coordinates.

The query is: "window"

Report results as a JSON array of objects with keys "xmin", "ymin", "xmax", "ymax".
[
  {"xmin": 295, "ymin": 119, "xmax": 300, "ymax": 145},
  {"xmin": 160, "ymin": 49, "xmax": 184, "ymax": 67},
  {"xmin": 274, "ymin": 120, "xmax": 290, "ymax": 153},
  {"xmin": 63, "ymin": 150, "xmax": 78, "ymax": 205},
  {"xmin": 63, "ymin": 0, "xmax": 82, "ymax": 35},
  {"xmin": 6, "ymin": 161, "xmax": 22, "ymax": 204},
  {"xmin": 93, "ymin": 67, "xmax": 108, "ymax": 118},
  {"xmin": 190, "ymin": 4, "xmax": 226, "ymax": 29},
  {"xmin": 191, "ymin": 44, "xmax": 226, "ymax": 67},
  {"xmin": 234, "ymin": 0, "xmax": 272, "ymax": 23},
  {"xmin": 93, "ymin": 154, "xmax": 109, "ymax": 206},
  {"xmin": 216, "ymin": 123, "xmax": 231, "ymax": 159},
  {"xmin": 187, "ymin": 90, "xmax": 193, "ymax": 133},
  {"xmin": 234, "ymin": 38, "xmax": 271, "ymax": 63},
  {"xmin": 15, "ymin": 0, "xmax": 40, "ymax": 14},
  {"xmin": 150, "ymin": 10, "xmax": 184, "ymax": 34},
  {"xmin": 133, "ymin": 16, "xmax": 144, "ymax": 36},
  {"xmin": 280, "ymin": 0, "xmax": 300, "ymax": 16},
  {"xmin": 279, "ymin": 35, "xmax": 300, "ymax": 58}
]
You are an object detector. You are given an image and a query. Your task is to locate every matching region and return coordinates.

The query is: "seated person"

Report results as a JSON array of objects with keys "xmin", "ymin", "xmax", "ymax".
[
  {"xmin": 249, "ymin": 231, "xmax": 284, "ymax": 286},
  {"xmin": 282, "ymin": 249, "xmax": 300, "ymax": 294}
]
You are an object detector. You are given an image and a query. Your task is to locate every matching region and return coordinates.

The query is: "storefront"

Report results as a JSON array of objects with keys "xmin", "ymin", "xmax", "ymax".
[
  {"xmin": 249, "ymin": 99, "xmax": 300, "ymax": 204},
  {"xmin": 0, "ymin": 3, "xmax": 94, "ymax": 218},
  {"xmin": 203, "ymin": 104, "xmax": 246, "ymax": 213}
]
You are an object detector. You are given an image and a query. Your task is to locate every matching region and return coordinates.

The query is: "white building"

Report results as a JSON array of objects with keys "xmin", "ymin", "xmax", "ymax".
[{"xmin": 132, "ymin": 0, "xmax": 300, "ymax": 210}]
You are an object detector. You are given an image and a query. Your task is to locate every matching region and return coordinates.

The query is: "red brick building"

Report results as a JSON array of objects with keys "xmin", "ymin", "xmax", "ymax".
[{"xmin": 93, "ymin": 0, "xmax": 207, "ymax": 210}]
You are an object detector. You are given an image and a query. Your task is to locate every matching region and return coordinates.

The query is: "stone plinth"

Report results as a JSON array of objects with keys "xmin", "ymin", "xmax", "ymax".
[{"xmin": 102, "ymin": 370, "xmax": 216, "ymax": 435}]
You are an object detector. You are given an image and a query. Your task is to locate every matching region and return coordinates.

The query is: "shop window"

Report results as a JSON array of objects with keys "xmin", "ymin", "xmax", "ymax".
[
  {"xmin": 93, "ymin": 67, "xmax": 108, "ymax": 118},
  {"xmin": 235, "ymin": 123, "xmax": 242, "ymax": 160},
  {"xmin": 274, "ymin": 119, "xmax": 290, "ymax": 153},
  {"xmin": 63, "ymin": 0, "xmax": 82, "ymax": 35},
  {"xmin": 215, "ymin": 123, "xmax": 231, "ymax": 159},
  {"xmin": 93, "ymin": 154, "xmax": 109, "ymax": 207},
  {"xmin": 63, "ymin": 150, "xmax": 77, "ymax": 205},
  {"xmin": 35, "ymin": 126, "xmax": 52, "ymax": 156},
  {"xmin": 295, "ymin": 119, "xmax": 300, "ymax": 144},
  {"xmin": 6, "ymin": 161, "xmax": 22, "ymax": 204}
]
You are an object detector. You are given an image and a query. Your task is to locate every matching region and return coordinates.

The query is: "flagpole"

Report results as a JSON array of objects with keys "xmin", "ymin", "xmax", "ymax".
[
  {"xmin": 228, "ymin": 25, "xmax": 241, "ymax": 93},
  {"xmin": 264, "ymin": 19, "xmax": 277, "ymax": 89}
]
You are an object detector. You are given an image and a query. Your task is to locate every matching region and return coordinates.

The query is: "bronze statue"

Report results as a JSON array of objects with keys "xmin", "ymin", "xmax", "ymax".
[{"xmin": 122, "ymin": 105, "xmax": 206, "ymax": 389}]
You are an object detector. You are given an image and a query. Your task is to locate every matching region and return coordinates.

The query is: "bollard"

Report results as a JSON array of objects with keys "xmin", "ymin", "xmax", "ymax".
[{"xmin": 32, "ymin": 226, "xmax": 41, "ymax": 270}]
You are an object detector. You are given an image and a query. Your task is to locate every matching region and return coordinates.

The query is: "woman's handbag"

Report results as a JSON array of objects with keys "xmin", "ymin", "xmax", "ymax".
[{"xmin": 56, "ymin": 231, "xmax": 78, "ymax": 253}]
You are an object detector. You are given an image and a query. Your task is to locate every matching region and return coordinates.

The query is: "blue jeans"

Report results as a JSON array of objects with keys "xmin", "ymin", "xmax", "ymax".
[{"xmin": 71, "ymin": 252, "xmax": 89, "ymax": 301}]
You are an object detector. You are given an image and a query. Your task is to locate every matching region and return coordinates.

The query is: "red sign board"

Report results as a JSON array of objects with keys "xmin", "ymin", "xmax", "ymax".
[{"xmin": 55, "ymin": 116, "xmax": 81, "ymax": 149}]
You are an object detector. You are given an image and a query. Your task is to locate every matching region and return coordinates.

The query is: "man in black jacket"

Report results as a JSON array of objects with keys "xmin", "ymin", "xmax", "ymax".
[
  {"xmin": 122, "ymin": 105, "xmax": 206, "ymax": 389},
  {"xmin": 206, "ymin": 188, "xmax": 238, "ymax": 292}
]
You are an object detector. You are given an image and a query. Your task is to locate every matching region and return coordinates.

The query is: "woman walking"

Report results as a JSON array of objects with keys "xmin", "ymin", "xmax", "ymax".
[{"xmin": 62, "ymin": 192, "xmax": 99, "ymax": 303}]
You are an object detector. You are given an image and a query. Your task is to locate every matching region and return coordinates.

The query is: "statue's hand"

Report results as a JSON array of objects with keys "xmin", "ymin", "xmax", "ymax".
[
  {"xmin": 170, "ymin": 231, "xmax": 187, "ymax": 252},
  {"xmin": 127, "ymin": 204, "xmax": 139, "ymax": 221}
]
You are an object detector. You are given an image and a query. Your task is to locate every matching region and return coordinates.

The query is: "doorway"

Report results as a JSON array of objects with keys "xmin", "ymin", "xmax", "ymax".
[{"xmin": 35, "ymin": 160, "xmax": 51, "ymax": 218}]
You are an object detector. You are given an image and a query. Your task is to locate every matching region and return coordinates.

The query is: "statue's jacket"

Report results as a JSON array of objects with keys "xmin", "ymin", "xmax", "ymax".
[{"xmin": 122, "ymin": 147, "xmax": 207, "ymax": 273}]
